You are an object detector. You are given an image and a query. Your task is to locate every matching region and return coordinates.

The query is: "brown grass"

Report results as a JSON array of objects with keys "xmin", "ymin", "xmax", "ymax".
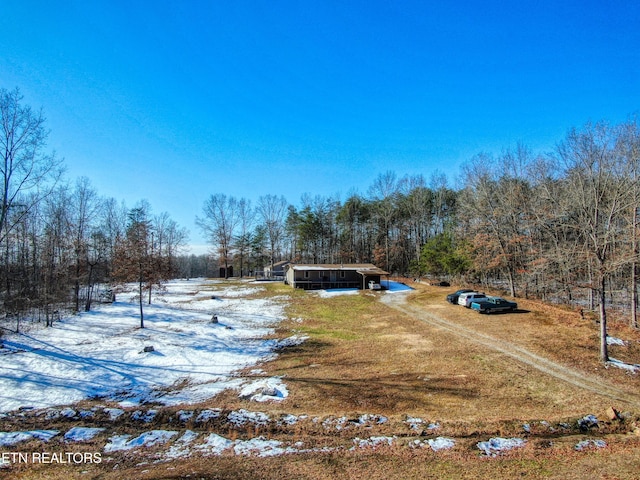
[{"xmin": 3, "ymin": 279, "xmax": 640, "ymax": 480}]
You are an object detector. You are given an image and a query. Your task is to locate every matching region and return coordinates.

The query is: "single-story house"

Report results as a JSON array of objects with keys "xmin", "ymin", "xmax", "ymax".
[
  {"xmin": 264, "ymin": 260, "xmax": 291, "ymax": 279},
  {"xmin": 284, "ymin": 263, "xmax": 389, "ymax": 290}
]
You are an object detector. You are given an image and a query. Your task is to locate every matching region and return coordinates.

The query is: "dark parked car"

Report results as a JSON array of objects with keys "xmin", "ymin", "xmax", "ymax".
[
  {"xmin": 470, "ymin": 296, "xmax": 518, "ymax": 313},
  {"xmin": 446, "ymin": 289, "xmax": 474, "ymax": 304}
]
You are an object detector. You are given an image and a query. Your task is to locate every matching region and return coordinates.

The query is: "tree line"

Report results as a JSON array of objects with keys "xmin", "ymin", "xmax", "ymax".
[{"xmin": 0, "ymin": 88, "xmax": 192, "ymax": 331}]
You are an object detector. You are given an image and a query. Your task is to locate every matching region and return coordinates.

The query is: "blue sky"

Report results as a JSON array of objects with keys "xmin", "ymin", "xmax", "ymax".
[{"xmin": 1, "ymin": 1, "xmax": 638, "ymax": 252}]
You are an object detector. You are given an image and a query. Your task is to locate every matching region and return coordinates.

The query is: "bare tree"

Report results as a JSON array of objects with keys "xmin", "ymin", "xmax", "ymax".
[
  {"xmin": 368, "ymin": 171, "xmax": 399, "ymax": 271},
  {"xmin": 0, "ymin": 88, "xmax": 61, "ymax": 246},
  {"xmin": 257, "ymin": 195, "xmax": 288, "ymax": 270},
  {"xmin": 234, "ymin": 198, "xmax": 255, "ymax": 277},
  {"xmin": 197, "ymin": 194, "xmax": 240, "ymax": 278},
  {"xmin": 459, "ymin": 150, "xmax": 533, "ymax": 297},
  {"xmin": 98, "ymin": 197, "xmax": 128, "ymax": 260},
  {"xmin": 1, "ymin": 88, "xmax": 62, "ymax": 307},
  {"xmin": 112, "ymin": 202, "xmax": 154, "ymax": 328},
  {"xmin": 556, "ymin": 122, "xmax": 637, "ymax": 361},
  {"xmin": 618, "ymin": 119, "xmax": 640, "ymax": 328},
  {"xmin": 69, "ymin": 177, "xmax": 101, "ymax": 312},
  {"xmin": 153, "ymin": 211, "xmax": 188, "ymax": 281}
]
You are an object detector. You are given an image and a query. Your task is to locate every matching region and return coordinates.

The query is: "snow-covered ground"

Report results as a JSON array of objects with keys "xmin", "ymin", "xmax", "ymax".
[
  {"xmin": 313, "ymin": 279, "xmax": 413, "ymax": 298},
  {"xmin": 0, "ymin": 279, "xmax": 291, "ymax": 413}
]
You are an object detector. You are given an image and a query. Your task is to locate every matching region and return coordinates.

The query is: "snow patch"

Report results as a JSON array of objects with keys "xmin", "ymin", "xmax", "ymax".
[
  {"xmin": 428, "ymin": 437, "xmax": 456, "ymax": 451},
  {"xmin": 575, "ymin": 439, "xmax": 607, "ymax": 451},
  {"xmin": 104, "ymin": 430, "xmax": 178, "ymax": 453},
  {"xmin": 194, "ymin": 433, "xmax": 233, "ymax": 456},
  {"xmin": 314, "ymin": 288, "xmax": 359, "ymax": 298},
  {"xmin": 176, "ymin": 410, "xmax": 193, "ymax": 422},
  {"xmin": 410, "ymin": 437, "xmax": 455, "ymax": 451},
  {"xmin": 274, "ymin": 335, "xmax": 309, "ymax": 349},
  {"xmin": 0, "ymin": 430, "xmax": 59, "ymax": 447},
  {"xmin": 103, "ymin": 408, "xmax": 125, "ymax": 420},
  {"xmin": 227, "ymin": 409, "xmax": 270, "ymax": 427},
  {"xmin": 131, "ymin": 409, "xmax": 157, "ymax": 422},
  {"xmin": 608, "ymin": 358, "xmax": 640, "ymax": 373},
  {"xmin": 477, "ymin": 437, "xmax": 526, "ymax": 456},
  {"xmin": 64, "ymin": 427, "xmax": 105, "ymax": 442},
  {"xmin": 195, "ymin": 409, "xmax": 222, "ymax": 423},
  {"xmin": 239, "ymin": 377, "xmax": 289, "ymax": 402},
  {"xmin": 0, "ymin": 278, "xmax": 289, "ymax": 413},
  {"xmin": 234, "ymin": 437, "xmax": 290, "ymax": 457},
  {"xmin": 164, "ymin": 430, "xmax": 199, "ymax": 459},
  {"xmin": 351, "ymin": 436, "xmax": 395, "ymax": 449},
  {"xmin": 606, "ymin": 336, "xmax": 626, "ymax": 346}
]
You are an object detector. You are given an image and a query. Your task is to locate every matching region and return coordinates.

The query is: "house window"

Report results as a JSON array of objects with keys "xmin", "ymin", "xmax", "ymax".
[
  {"xmin": 340, "ymin": 271, "xmax": 346, "ymax": 278},
  {"xmin": 304, "ymin": 271, "xmax": 310, "ymax": 279}
]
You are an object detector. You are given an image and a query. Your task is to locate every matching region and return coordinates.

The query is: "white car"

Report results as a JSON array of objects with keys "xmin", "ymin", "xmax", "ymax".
[{"xmin": 457, "ymin": 292, "xmax": 487, "ymax": 307}]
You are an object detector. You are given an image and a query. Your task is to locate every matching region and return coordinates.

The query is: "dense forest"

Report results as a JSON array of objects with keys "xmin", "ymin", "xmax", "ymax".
[{"xmin": 2, "ymin": 87, "xmax": 639, "ymax": 360}]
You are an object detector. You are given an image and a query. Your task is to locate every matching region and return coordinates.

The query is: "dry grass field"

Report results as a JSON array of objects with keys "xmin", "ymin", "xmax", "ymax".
[{"xmin": 4, "ymin": 279, "xmax": 640, "ymax": 480}]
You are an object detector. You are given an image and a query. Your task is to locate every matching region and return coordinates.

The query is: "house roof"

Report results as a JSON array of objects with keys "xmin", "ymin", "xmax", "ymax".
[
  {"xmin": 270, "ymin": 260, "xmax": 291, "ymax": 268},
  {"xmin": 288, "ymin": 263, "xmax": 389, "ymax": 275}
]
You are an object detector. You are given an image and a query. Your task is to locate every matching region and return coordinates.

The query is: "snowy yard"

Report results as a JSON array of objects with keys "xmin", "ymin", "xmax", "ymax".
[{"xmin": 0, "ymin": 279, "xmax": 291, "ymax": 413}]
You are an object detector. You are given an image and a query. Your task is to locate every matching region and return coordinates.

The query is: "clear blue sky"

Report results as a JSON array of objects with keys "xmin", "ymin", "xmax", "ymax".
[{"xmin": 1, "ymin": 1, "xmax": 638, "ymax": 252}]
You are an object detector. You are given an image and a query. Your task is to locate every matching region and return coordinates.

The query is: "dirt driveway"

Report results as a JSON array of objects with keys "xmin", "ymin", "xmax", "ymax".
[{"xmin": 382, "ymin": 291, "xmax": 640, "ymax": 409}]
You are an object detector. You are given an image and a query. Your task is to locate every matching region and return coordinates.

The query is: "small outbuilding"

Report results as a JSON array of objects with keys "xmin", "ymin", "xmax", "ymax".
[{"xmin": 284, "ymin": 263, "xmax": 389, "ymax": 290}]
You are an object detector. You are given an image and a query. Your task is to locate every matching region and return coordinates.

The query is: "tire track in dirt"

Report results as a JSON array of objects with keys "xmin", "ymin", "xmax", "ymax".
[{"xmin": 383, "ymin": 293, "xmax": 640, "ymax": 408}]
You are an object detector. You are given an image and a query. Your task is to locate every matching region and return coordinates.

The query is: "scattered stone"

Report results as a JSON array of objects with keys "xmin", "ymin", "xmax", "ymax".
[
  {"xmin": 605, "ymin": 406, "xmax": 620, "ymax": 421},
  {"xmin": 143, "ymin": 345, "xmax": 155, "ymax": 353},
  {"xmin": 578, "ymin": 415, "xmax": 599, "ymax": 430},
  {"xmin": 261, "ymin": 387, "xmax": 278, "ymax": 397},
  {"xmin": 211, "ymin": 315, "xmax": 218, "ymax": 324}
]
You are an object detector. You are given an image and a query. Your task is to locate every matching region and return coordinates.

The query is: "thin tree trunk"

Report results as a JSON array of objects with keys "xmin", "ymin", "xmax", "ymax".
[
  {"xmin": 632, "ymin": 260, "xmax": 638, "ymax": 329},
  {"xmin": 599, "ymin": 273, "xmax": 609, "ymax": 362},
  {"xmin": 632, "ymin": 207, "xmax": 638, "ymax": 328},
  {"xmin": 139, "ymin": 276, "xmax": 144, "ymax": 329},
  {"xmin": 84, "ymin": 263, "xmax": 94, "ymax": 312},
  {"xmin": 507, "ymin": 267, "xmax": 516, "ymax": 297}
]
